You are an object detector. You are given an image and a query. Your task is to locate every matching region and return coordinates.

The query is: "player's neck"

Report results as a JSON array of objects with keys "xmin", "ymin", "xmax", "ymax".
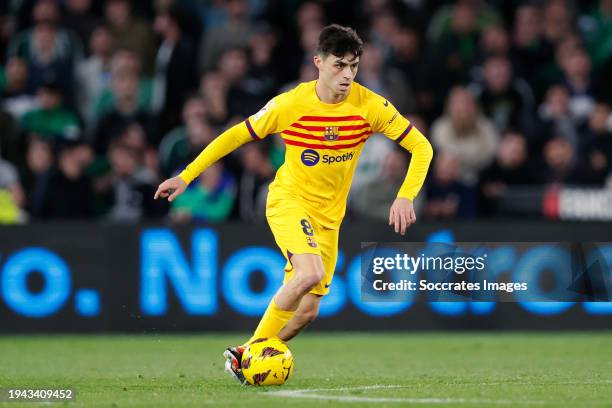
[{"xmin": 315, "ymin": 80, "xmax": 348, "ymax": 104}]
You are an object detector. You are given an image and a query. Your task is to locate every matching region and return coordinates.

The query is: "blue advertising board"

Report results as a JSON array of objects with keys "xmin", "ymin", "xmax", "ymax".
[{"xmin": 0, "ymin": 222, "xmax": 611, "ymax": 332}]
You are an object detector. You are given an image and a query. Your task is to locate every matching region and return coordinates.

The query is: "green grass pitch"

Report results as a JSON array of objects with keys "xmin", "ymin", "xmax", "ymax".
[{"xmin": 0, "ymin": 333, "xmax": 610, "ymax": 407}]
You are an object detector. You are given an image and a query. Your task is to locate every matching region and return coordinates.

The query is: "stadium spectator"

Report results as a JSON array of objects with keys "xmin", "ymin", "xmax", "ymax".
[
  {"xmin": 470, "ymin": 55, "xmax": 535, "ymax": 134},
  {"xmin": 31, "ymin": 140, "xmax": 94, "ymax": 219},
  {"xmin": 428, "ymin": 1, "xmax": 497, "ymax": 90},
  {"xmin": 92, "ymin": 50, "xmax": 152, "ymax": 122},
  {"xmin": 267, "ymin": 2, "xmax": 324, "ymax": 86},
  {"xmin": 536, "ymin": 85, "xmax": 580, "ymax": 154},
  {"xmin": 170, "ymin": 161, "xmax": 236, "ymax": 224},
  {"xmin": 511, "ymin": 4, "xmax": 555, "ymax": 93},
  {"xmin": 217, "ymin": 48, "xmax": 265, "ymax": 118},
  {"xmin": 10, "ymin": 20, "xmax": 79, "ymax": 100},
  {"xmin": 350, "ymin": 148, "xmax": 411, "ymax": 221},
  {"xmin": 388, "ymin": 26, "xmax": 423, "ymax": 83},
  {"xmin": 247, "ymin": 24, "xmax": 280, "ymax": 103},
  {"xmin": 425, "ymin": 151, "xmax": 477, "ymax": 219},
  {"xmin": 544, "ymin": 33, "xmax": 583, "ymax": 94},
  {"xmin": 350, "ymin": 115, "xmax": 428, "ymax": 203},
  {"xmin": 478, "ymin": 24, "xmax": 511, "ymax": 60},
  {"xmin": 388, "ymin": 27, "xmax": 436, "ymax": 119},
  {"xmin": 166, "ymin": 118, "xmax": 215, "ymax": 177},
  {"xmin": 20, "ymin": 79, "xmax": 80, "ymax": 141},
  {"xmin": 540, "ymin": 136, "xmax": 607, "ymax": 185},
  {"xmin": 215, "ymin": 46, "xmax": 249, "ymax": 90},
  {"xmin": 94, "ymin": 140, "xmax": 164, "ymax": 222},
  {"xmin": 1, "ymin": 57, "xmax": 36, "ymax": 119},
  {"xmin": 431, "ymin": 86, "xmax": 499, "ymax": 186},
  {"xmin": 92, "ymin": 54, "xmax": 155, "ymax": 153},
  {"xmin": 560, "ymin": 46, "xmax": 598, "ymax": 124},
  {"xmin": 478, "ymin": 131, "xmax": 536, "ymax": 214},
  {"xmin": 62, "ymin": 0, "xmax": 99, "ymax": 47},
  {"xmin": 579, "ymin": 0, "xmax": 612, "ymax": 72},
  {"xmin": 9, "ymin": 0, "xmax": 83, "ymax": 56},
  {"xmin": 152, "ymin": 6, "xmax": 197, "ymax": 134},
  {"xmin": 198, "ymin": 0, "xmax": 254, "ymax": 72},
  {"xmin": 426, "ymin": 0, "xmax": 500, "ymax": 44},
  {"xmin": 357, "ymin": 42, "xmax": 414, "ymax": 114},
  {"xmin": 118, "ymin": 122, "xmax": 158, "ymax": 181},
  {"xmin": 1, "ymin": 57, "xmax": 28, "ymax": 100},
  {"xmin": 238, "ymin": 142, "xmax": 275, "ymax": 223},
  {"xmin": 368, "ymin": 11, "xmax": 401, "ymax": 58},
  {"xmin": 582, "ymin": 102, "xmax": 612, "ymax": 181},
  {"xmin": 20, "ymin": 135, "xmax": 54, "ymax": 212},
  {"xmin": 158, "ymin": 96, "xmax": 213, "ymax": 178},
  {"xmin": 295, "ymin": 1, "xmax": 326, "ymax": 32},
  {"xmin": 104, "ymin": 0, "xmax": 156, "ymax": 76},
  {"xmin": 27, "ymin": 0, "xmax": 61, "ymax": 27},
  {"xmin": 297, "ymin": 21, "xmax": 324, "ymax": 68},
  {"xmin": 199, "ymin": 71, "xmax": 230, "ymax": 126},
  {"xmin": 75, "ymin": 24, "xmax": 114, "ymax": 129},
  {"xmin": 8, "ymin": 0, "xmax": 84, "ymax": 97},
  {"xmin": 542, "ymin": 0, "xmax": 574, "ymax": 46},
  {"xmin": 349, "ymin": 135, "xmax": 395, "ymax": 197}
]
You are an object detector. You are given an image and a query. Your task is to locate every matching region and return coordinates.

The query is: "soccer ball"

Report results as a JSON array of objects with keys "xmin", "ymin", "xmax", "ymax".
[{"xmin": 241, "ymin": 337, "xmax": 294, "ymax": 386}]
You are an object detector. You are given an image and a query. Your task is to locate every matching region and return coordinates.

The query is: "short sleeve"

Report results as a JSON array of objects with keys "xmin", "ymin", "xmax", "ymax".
[
  {"xmin": 367, "ymin": 93, "xmax": 413, "ymax": 143},
  {"xmin": 245, "ymin": 92, "xmax": 292, "ymax": 140}
]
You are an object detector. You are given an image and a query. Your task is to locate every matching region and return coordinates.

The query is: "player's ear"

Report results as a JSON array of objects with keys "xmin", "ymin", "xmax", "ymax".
[{"xmin": 313, "ymin": 54, "xmax": 322, "ymax": 69}]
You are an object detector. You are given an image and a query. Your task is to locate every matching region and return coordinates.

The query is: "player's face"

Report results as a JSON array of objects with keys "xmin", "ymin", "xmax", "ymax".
[{"xmin": 315, "ymin": 53, "xmax": 359, "ymax": 96}]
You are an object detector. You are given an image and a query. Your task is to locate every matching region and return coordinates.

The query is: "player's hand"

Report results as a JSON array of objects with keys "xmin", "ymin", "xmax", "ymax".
[
  {"xmin": 154, "ymin": 176, "xmax": 187, "ymax": 202},
  {"xmin": 389, "ymin": 197, "xmax": 416, "ymax": 236}
]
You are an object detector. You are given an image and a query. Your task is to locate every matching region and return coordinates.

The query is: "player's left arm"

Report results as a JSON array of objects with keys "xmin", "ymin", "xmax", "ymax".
[{"xmin": 368, "ymin": 97, "xmax": 434, "ymax": 235}]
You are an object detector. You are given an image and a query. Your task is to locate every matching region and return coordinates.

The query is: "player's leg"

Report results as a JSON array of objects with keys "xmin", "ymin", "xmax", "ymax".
[
  {"xmin": 277, "ymin": 225, "xmax": 339, "ymax": 341},
  {"xmin": 224, "ymin": 254, "xmax": 324, "ymax": 383},
  {"xmin": 277, "ymin": 293, "xmax": 321, "ymax": 341},
  {"xmin": 272, "ymin": 253, "xmax": 325, "ymax": 310},
  {"xmin": 223, "ymin": 197, "xmax": 321, "ymax": 383},
  {"xmin": 246, "ymin": 252, "xmax": 325, "ymax": 343}
]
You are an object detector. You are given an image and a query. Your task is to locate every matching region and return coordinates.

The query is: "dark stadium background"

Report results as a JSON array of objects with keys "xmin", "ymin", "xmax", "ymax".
[{"xmin": 0, "ymin": 0, "xmax": 611, "ymax": 333}]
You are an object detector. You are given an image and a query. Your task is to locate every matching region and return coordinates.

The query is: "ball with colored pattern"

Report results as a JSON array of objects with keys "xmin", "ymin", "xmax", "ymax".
[{"xmin": 241, "ymin": 337, "xmax": 294, "ymax": 386}]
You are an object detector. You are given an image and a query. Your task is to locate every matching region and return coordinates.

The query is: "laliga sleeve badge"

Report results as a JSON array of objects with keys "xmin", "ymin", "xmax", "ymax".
[{"xmin": 252, "ymin": 99, "xmax": 275, "ymax": 122}]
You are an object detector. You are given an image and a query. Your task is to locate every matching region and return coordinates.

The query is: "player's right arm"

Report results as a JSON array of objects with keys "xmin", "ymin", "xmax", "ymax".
[{"xmin": 155, "ymin": 93, "xmax": 291, "ymax": 202}]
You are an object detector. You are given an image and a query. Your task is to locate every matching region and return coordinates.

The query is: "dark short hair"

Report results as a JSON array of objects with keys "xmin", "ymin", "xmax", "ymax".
[{"xmin": 316, "ymin": 24, "xmax": 363, "ymax": 59}]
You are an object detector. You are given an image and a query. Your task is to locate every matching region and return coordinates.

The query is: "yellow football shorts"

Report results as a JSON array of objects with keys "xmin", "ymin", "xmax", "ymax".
[{"xmin": 266, "ymin": 194, "xmax": 339, "ymax": 296}]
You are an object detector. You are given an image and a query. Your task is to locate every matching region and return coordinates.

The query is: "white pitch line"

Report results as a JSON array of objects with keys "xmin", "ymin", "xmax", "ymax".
[
  {"xmin": 263, "ymin": 384, "xmax": 539, "ymax": 405},
  {"xmin": 468, "ymin": 380, "xmax": 612, "ymax": 386}
]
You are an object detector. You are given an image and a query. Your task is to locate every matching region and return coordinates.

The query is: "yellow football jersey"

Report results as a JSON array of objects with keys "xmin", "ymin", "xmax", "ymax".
[
  {"xmin": 179, "ymin": 80, "xmax": 432, "ymax": 228},
  {"xmin": 245, "ymin": 80, "xmax": 417, "ymax": 227}
]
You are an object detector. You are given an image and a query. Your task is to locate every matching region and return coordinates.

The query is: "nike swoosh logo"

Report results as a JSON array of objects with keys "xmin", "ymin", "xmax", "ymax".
[
  {"xmin": 383, "ymin": 100, "xmax": 389, "ymax": 107},
  {"xmin": 325, "ymin": 283, "xmax": 330, "ymax": 288}
]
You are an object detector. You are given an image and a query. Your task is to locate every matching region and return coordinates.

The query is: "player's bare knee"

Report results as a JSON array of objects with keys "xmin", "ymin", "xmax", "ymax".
[
  {"xmin": 293, "ymin": 269, "xmax": 324, "ymax": 293},
  {"xmin": 306, "ymin": 268, "xmax": 325, "ymax": 289}
]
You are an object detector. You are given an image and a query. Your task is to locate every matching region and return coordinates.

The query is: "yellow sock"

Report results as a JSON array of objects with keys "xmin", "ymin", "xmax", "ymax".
[{"xmin": 243, "ymin": 298, "xmax": 295, "ymax": 346}]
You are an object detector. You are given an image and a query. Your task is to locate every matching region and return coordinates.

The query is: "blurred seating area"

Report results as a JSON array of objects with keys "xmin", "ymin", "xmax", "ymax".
[{"xmin": 0, "ymin": 0, "xmax": 611, "ymax": 224}]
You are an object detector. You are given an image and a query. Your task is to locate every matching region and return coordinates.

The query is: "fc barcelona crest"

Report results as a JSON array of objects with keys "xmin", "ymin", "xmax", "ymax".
[{"xmin": 324, "ymin": 126, "xmax": 340, "ymax": 141}]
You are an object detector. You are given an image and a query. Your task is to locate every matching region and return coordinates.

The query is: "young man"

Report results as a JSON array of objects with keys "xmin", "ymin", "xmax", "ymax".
[{"xmin": 155, "ymin": 24, "xmax": 433, "ymax": 383}]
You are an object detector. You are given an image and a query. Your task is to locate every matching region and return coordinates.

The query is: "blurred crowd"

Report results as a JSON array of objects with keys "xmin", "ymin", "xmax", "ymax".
[{"xmin": 0, "ymin": 0, "xmax": 611, "ymax": 224}]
